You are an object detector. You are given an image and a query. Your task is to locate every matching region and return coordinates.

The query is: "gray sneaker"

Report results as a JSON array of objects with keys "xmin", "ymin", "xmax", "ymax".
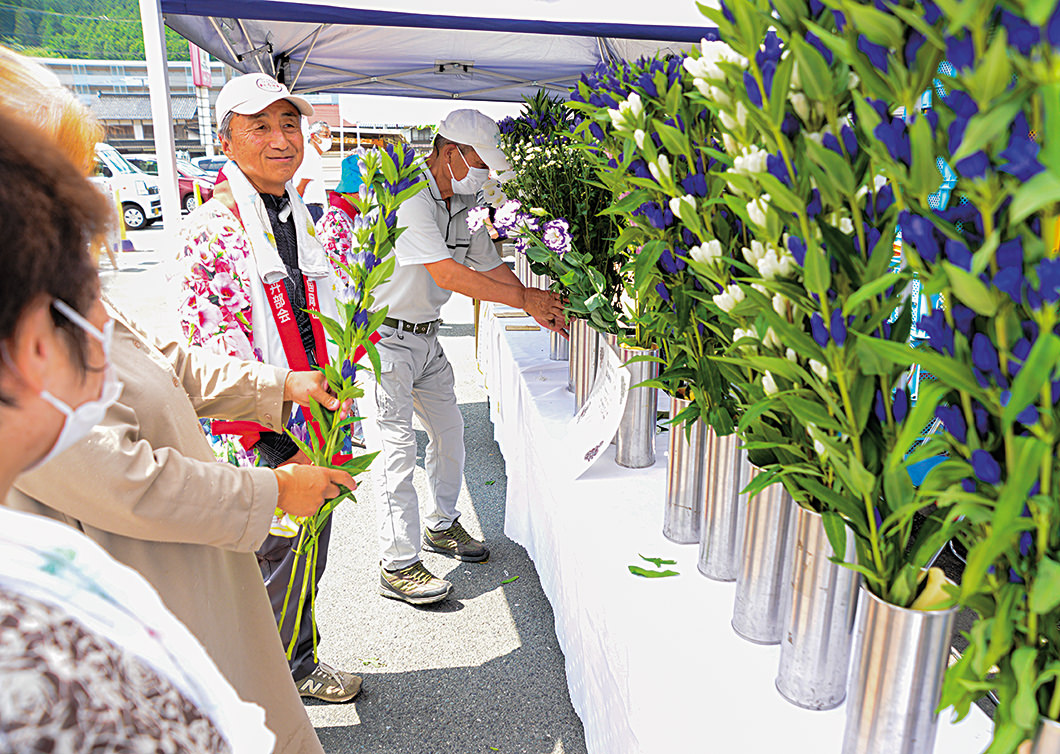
[
  {"xmin": 379, "ymin": 561, "xmax": 452, "ymax": 605},
  {"xmin": 423, "ymin": 520, "xmax": 490, "ymax": 562},
  {"xmin": 294, "ymin": 662, "xmax": 362, "ymax": 703}
]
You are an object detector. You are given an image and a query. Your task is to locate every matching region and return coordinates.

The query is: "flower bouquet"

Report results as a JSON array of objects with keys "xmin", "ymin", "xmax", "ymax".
[{"xmin": 277, "ymin": 144, "xmax": 425, "ymax": 661}]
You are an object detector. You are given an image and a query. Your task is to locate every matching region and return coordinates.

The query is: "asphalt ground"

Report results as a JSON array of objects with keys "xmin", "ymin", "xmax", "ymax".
[{"xmin": 102, "ymin": 228, "xmax": 589, "ymax": 754}]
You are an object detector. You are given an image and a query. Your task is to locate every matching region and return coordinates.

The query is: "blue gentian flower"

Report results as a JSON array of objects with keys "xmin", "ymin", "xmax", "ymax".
[
  {"xmin": 353, "ymin": 308, "xmax": 369, "ymax": 328},
  {"xmin": 971, "ymin": 449, "xmax": 1001, "ymax": 484},
  {"xmin": 638, "ymin": 71, "xmax": 658, "ymax": 98},
  {"xmin": 971, "ymin": 333, "xmax": 1001, "ymax": 378},
  {"xmin": 830, "ymin": 309, "xmax": 848, "ymax": 346},
  {"xmin": 766, "ymin": 152, "xmax": 793, "ymax": 186},
  {"xmin": 905, "ymin": 31, "xmax": 926, "ymax": 67},
  {"xmin": 874, "ymin": 183, "xmax": 895, "ymax": 220},
  {"xmin": 1038, "ymin": 258, "xmax": 1060, "ymax": 303},
  {"xmin": 810, "ymin": 313, "xmax": 829, "ymax": 346},
  {"xmin": 999, "ymin": 9, "xmax": 1041, "ymax": 55},
  {"xmin": 998, "ymin": 113, "xmax": 1044, "ymax": 182},
  {"xmin": 840, "ymin": 124, "xmax": 858, "ymax": 158},
  {"xmin": 875, "ymin": 118, "xmax": 911, "ymax": 165},
  {"xmin": 809, "ymin": 0, "xmax": 824, "ymax": 14},
  {"xmin": 944, "ymin": 238, "xmax": 972, "ymax": 270},
  {"xmin": 656, "ymin": 282, "xmax": 671, "ymax": 302},
  {"xmin": 935, "ymin": 405, "xmax": 967, "ymax": 443},
  {"xmin": 681, "ymin": 172, "xmax": 709, "ymax": 197},
  {"xmin": 1019, "ymin": 530, "xmax": 1033, "ymax": 558},
  {"xmin": 973, "ymin": 404, "xmax": 990, "ymax": 435},
  {"xmin": 961, "ymin": 478, "xmax": 976, "ymax": 493},
  {"xmin": 919, "ymin": 309, "xmax": 954, "ymax": 355},
  {"xmin": 1010, "ymin": 569, "xmax": 1025, "ymax": 584},
  {"xmin": 658, "ymin": 248, "xmax": 687, "ymax": 274},
  {"xmin": 781, "ymin": 112, "xmax": 800, "ymax": 138},
  {"xmin": 788, "ymin": 235, "xmax": 807, "ymax": 266},
  {"xmin": 745, "ymin": 71, "xmax": 764, "ymax": 108},
  {"xmin": 805, "ymin": 31, "xmax": 834, "ymax": 65},
  {"xmin": 946, "ymin": 35, "xmax": 975, "ymax": 70},
  {"xmin": 629, "ymin": 159, "xmax": 653, "ymax": 180},
  {"xmin": 589, "ymin": 122, "xmax": 606, "ymax": 141},
  {"xmin": 1017, "ymin": 404, "xmax": 1039, "ymax": 426},
  {"xmin": 893, "ymin": 387, "xmax": 909, "ymax": 422},
  {"xmin": 994, "ymin": 267, "xmax": 1024, "ymax": 302},
  {"xmin": 806, "ymin": 189, "xmax": 822, "ymax": 218},
  {"xmin": 874, "ymin": 389, "xmax": 887, "ymax": 423},
  {"xmin": 341, "ymin": 359, "xmax": 356, "ymax": 381},
  {"xmin": 923, "ymin": 0, "xmax": 942, "ymax": 23},
  {"xmin": 955, "ymin": 150, "xmax": 990, "ymax": 180},
  {"xmin": 833, "ymin": 10, "xmax": 847, "ymax": 30},
  {"xmin": 866, "ymin": 98, "xmax": 890, "ymax": 121},
  {"xmin": 899, "ymin": 211, "xmax": 940, "ymax": 262},
  {"xmin": 1049, "ymin": 2, "xmax": 1060, "ymax": 47},
  {"xmin": 857, "ymin": 36, "xmax": 890, "ymax": 73},
  {"xmin": 822, "ymin": 131, "xmax": 843, "ymax": 156},
  {"xmin": 997, "ymin": 237, "xmax": 1024, "ymax": 269}
]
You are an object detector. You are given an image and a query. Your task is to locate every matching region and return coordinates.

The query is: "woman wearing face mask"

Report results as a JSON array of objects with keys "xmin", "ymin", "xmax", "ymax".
[
  {"xmin": 2, "ymin": 48, "xmax": 352, "ymax": 754},
  {"xmin": 295, "ymin": 119, "xmax": 333, "ymax": 223},
  {"xmin": 0, "ymin": 108, "xmax": 276, "ymax": 753}
]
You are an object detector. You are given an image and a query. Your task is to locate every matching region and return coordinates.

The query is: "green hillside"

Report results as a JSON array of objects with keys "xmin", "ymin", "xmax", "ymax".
[{"xmin": 0, "ymin": 0, "xmax": 190, "ymax": 60}]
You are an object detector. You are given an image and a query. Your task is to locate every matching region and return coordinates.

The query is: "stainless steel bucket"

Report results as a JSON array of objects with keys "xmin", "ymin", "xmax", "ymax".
[
  {"xmin": 615, "ymin": 343, "xmax": 659, "ymax": 469},
  {"xmin": 514, "ymin": 251, "xmax": 530, "ymax": 286},
  {"xmin": 696, "ymin": 430, "xmax": 744, "ymax": 581},
  {"xmin": 549, "ymin": 329, "xmax": 569, "ymax": 361},
  {"xmin": 731, "ymin": 471, "xmax": 793, "ymax": 644},
  {"xmin": 776, "ymin": 503, "xmax": 859, "ymax": 710},
  {"xmin": 663, "ymin": 397, "xmax": 706, "ymax": 544},
  {"xmin": 842, "ymin": 586, "xmax": 958, "ymax": 754},
  {"xmin": 1032, "ymin": 718, "xmax": 1060, "ymax": 754},
  {"xmin": 570, "ymin": 319, "xmax": 600, "ymax": 412}
]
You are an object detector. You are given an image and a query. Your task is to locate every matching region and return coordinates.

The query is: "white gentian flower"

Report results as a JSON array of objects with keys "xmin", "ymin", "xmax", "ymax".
[
  {"xmin": 669, "ymin": 194, "xmax": 697, "ymax": 223},
  {"xmin": 772, "ymin": 293, "xmax": 791, "ymax": 318},
  {"xmin": 634, "ymin": 129, "xmax": 646, "ymax": 150},
  {"xmin": 839, "ymin": 217, "xmax": 855, "ymax": 235},
  {"xmin": 762, "ymin": 327, "xmax": 781, "ymax": 350},
  {"xmin": 790, "ymin": 61, "xmax": 802, "ymax": 90},
  {"xmin": 624, "ymin": 91, "xmax": 644, "ymax": 119},
  {"xmin": 689, "ymin": 239, "xmax": 723, "ymax": 264},
  {"xmin": 722, "ymin": 133, "xmax": 739, "ymax": 155},
  {"xmin": 847, "ymin": 71, "xmax": 860, "ymax": 90},
  {"xmin": 742, "ymin": 239, "xmax": 767, "ymax": 265},
  {"xmin": 709, "ymin": 85, "xmax": 731, "ymax": 108},
  {"xmin": 712, "ymin": 283, "xmax": 745, "ymax": 312},
  {"xmin": 785, "ymin": 347, "xmax": 798, "ymax": 363},
  {"xmin": 694, "ymin": 78, "xmax": 712, "ymax": 98},
  {"xmin": 734, "ymin": 102, "xmax": 748, "ymax": 127},
  {"xmin": 809, "ymin": 359, "xmax": 829, "ymax": 381},
  {"xmin": 648, "ymin": 154, "xmax": 672, "ymax": 183},
  {"xmin": 762, "ymin": 371, "xmax": 779, "ymax": 395},
  {"xmin": 813, "ymin": 438, "xmax": 827, "ymax": 457},
  {"xmin": 752, "ymin": 282, "xmax": 769, "ymax": 296},
  {"xmin": 790, "ymin": 92, "xmax": 811, "ymax": 122},
  {"xmin": 746, "ymin": 195, "xmax": 770, "ymax": 228},
  {"xmin": 718, "ymin": 108, "xmax": 738, "ymax": 132}
]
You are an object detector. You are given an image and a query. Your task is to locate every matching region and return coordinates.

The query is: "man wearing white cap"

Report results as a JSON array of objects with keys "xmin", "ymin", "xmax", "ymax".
[
  {"xmin": 361, "ymin": 109, "xmax": 566, "ymax": 605},
  {"xmin": 176, "ymin": 72, "xmax": 362, "ymax": 706}
]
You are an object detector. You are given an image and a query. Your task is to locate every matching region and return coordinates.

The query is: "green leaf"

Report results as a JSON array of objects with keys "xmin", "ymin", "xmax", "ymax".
[
  {"xmin": 1003, "ymin": 333, "xmax": 1060, "ymax": 424},
  {"xmin": 844, "ymin": 273, "xmax": 902, "ymax": 316},
  {"xmin": 1010, "ymin": 168, "xmax": 1060, "ymax": 224},
  {"xmin": 1029, "ymin": 557, "xmax": 1060, "ymax": 614},
  {"xmin": 804, "ymin": 242, "xmax": 831, "ymax": 296},
  {"xmin": 821, "ymin": 510, "xmax": 849, "ymax": 560},
  {"xmin": 340, "ymin": 450, "xmax": 380, "ymax": 476},
  {"xmin": 791, "ymin": 35, "xmax": 831, "ymax": 103},
  {"xmin": 844, "ymin": 2, "xmax": 904, "ymax": 46},
  {"xmin": 951, "ymin": 99, "xmax": 1020, "ymax": 162},
  {"xmin": 639, "ymin": 553, "xmax": 678, "ymax": 568},
  {"xmin": 628, "ymin": 565, "xmax": 680, "ymax": 578},
  {"xmin": 500, "ymin": 576, "xmax": 519, "ymax": 585},
  {"xmin": 1010, "ymin": 646, "xmax": 1040, "ymax": 730}
]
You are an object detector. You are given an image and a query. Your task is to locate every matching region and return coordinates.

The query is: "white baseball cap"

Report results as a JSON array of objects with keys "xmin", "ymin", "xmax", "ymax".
[
  {"xmin": 215, "ymin": 73, "xmax": 314, "ymax": 128},
  {"xmin": 436, "ymin": 109, "xmax": 511, "ymax": 172}
]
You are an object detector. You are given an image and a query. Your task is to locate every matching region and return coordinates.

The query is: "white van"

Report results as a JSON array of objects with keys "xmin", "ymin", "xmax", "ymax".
[{"xmin": 90, "ymin": 143, "xmax": 162, "ymax": 230}]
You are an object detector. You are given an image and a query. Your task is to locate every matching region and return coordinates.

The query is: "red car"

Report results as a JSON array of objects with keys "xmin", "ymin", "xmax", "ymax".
[{"xmin": 123, "ymin": 154, "xmax": 216, "ymax": 213}]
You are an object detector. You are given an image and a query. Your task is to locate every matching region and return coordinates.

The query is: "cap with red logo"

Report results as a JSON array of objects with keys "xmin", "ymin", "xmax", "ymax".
[{"xmin": 215, "ymin": 73, "xmax": 314, "ymax": 128}]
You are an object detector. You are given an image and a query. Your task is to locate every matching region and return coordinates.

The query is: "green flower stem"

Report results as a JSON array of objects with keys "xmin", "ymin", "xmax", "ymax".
[
  {"xmin": 309, "ymin": 533, "xmax": 320, "ymax": 664},
  {"xmin": 277, "ymin": 527, "xmax": 305, "ymax": 652},
  {"xmin": 286, "ymin": 530, "xmax": 314, "ymax": 660}
]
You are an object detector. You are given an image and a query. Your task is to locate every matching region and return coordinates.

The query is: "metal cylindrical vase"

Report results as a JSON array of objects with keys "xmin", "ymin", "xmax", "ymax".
[
  {"xmin": 514, "ymin": 252, "xmax": 530, "ymax": 286},
  {"xmin": 663, "ymin": 397, "xmax": 707, "ymax": 544},
  {"xmin": 615, "ymin": 344, "xmax": 659, "ymax": 468},
  {"xmin": 570, "ymin": 319, "xmax": 600, "ymax": 412},
  {"xmin": 731, "ymin": 471, "xmax": 793, "ymax": 644},
  {"xmin": 697, "ymin": 431, "xmax": 744, "ymax": 581},
  {"xmin": 776, "ymin": 504, "xmax": 859, "ymax": 710},
  {"xmin": 1032, "ymin": 718, "xmax": 1060, "ymax": 754},
  {"xmin": 549, "ymin": 330, "xmax": 569, "ymax": 361},
  {"xmin": 842, "ymin": 586, "xmax": 958, "ymax": 754}
]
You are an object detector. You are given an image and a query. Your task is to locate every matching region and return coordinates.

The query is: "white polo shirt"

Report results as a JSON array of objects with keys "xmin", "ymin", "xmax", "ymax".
[{"xmin": 373, "ymin": 165, "xmax": 503, "ymax": 324}]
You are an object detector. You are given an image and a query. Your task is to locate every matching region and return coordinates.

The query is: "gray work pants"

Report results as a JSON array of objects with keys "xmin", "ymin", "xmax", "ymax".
[{"xmin": 359, "ymin": 324, "xmax": 464, "ymax": 570}]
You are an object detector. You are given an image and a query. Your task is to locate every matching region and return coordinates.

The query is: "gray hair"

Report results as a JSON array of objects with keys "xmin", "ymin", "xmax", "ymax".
[
  {"xmin": 308, "ymin": 120, "xmax": 331, "ymax": 137},
  {"xmin": 217, "ymin": 111, "xmax": 235, "ymax": 142}
]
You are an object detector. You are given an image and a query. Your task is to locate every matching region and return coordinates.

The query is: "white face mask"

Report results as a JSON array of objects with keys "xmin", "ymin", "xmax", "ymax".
[
  {"xmin": 317, "ymin": 136, "xmax": 333, "ymax": 152},
  {"xmin": 31, "ymin": 300, "xmax": 123, "ymax": 469},
  {"xmin": 449, "ymin": 149, "xmax": 489, "ymax": 194}
]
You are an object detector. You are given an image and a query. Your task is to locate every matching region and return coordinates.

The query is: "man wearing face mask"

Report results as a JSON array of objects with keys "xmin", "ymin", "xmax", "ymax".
[
  {"xmin": 361, "ymin": 109, "xmax": 566, "ymax": 605},
  {"xmin": 295, "ymin": 119, "xmax": 332, "ymax": 223}
]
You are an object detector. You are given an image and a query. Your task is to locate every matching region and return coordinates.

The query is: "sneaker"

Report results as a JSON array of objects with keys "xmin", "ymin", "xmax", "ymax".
[
  {"xmin": 379, "ymin": 562, "xmax": 452, "ymax": 605},
  {"xmin": 294, "ymin": 662, "xmax": 362, "ymax": 703},
  {"xmin": 423, "ymin": 520, "xmax": 490, "ymax": 562}
]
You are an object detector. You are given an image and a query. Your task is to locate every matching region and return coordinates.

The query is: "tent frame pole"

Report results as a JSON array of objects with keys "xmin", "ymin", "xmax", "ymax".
[{"xmin": 139, "ymin": 0, "xmax": 181, "ymax": 229}]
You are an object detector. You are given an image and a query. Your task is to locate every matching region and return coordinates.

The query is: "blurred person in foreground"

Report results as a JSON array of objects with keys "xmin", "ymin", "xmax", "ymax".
[
  {"xmin": 295, "ymin": 119, "xmax": 332, "ymax": 222},
  {"xmin": 1, "ymin": 49, "xmax": 353, "ymax": 752},
  {"xmin": 0, "ymin": 103, "xmax": 274, "ymax": 753},
  {"xmin": 176, "ymin": 72, "xmax": 362, "ymax": 704}
]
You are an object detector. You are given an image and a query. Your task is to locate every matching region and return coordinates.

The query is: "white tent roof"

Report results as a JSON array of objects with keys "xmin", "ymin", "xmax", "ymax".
[{"xmin": 161, "ymin": 0, "xmax": 719, "ymax": 101}]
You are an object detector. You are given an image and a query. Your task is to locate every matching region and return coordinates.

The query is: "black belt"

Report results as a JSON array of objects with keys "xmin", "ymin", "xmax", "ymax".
[{"xmin": 382, "ymin": 316, "xmax": 440, "ymax": 335}]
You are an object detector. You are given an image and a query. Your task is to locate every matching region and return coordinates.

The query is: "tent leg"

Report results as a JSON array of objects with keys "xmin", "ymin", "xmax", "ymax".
[{"xmin": 139, "ymin": 0, "xmax": 181, "ymax": 229}]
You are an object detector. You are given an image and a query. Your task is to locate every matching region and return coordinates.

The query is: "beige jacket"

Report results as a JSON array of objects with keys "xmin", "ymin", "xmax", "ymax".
[{"xmin": 6, "ymin": 302, "xmax": 324, "ymax": 754}]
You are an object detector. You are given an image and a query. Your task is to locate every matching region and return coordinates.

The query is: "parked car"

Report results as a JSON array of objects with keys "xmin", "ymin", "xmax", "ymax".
[
  {"xmin": 90, "ymin": 144, "xmax": 161, "ymax": 231},
  {"xmin": 191, "ymin": 155, "xmax": 226, "ymax": 176},
  {"xmin": 121, "ymin": 153, "xmax": 216, "ymax": 213}
]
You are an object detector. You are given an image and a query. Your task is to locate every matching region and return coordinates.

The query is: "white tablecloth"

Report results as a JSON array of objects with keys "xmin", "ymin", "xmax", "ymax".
[{"xmin": 478, "ymin": 303, "xmax": 992, "ymax": 754}]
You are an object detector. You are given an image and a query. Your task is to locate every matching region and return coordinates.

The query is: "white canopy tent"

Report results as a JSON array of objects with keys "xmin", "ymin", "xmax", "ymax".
[{"xmin": 140, "ymin": 0, "xmax": 718, "ymax": 222}]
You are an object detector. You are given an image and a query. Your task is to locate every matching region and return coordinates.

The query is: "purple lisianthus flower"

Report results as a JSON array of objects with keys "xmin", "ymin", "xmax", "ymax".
[
  {"xmin": 857, "ymin": 36, "xmax": 890, "ymax": 73},
  {"xmin": 542, "ymin": 218, "xmax": 573, "ymax": 256},
  {"xmin": 954, "ymin": 150, "xmax": 990, "ymax": 180},
  {"xmin": 830, "ymin": 309, "xmax": 848, "ymax": 346},
  {"xmin": 971, "ymin": 449, "xmax": 1001, "ymax": 485},
  {"xmin": 999, "ymin": 9, "xmax": 1041, "ymax": 55},
  {"xmin": 936, "ymin": 405, "xmax": 968, "ymax": 443},
  {"xmin": 971, "ymin": 333, "xmax": 1001, "ymax": 378},
  {"xmin": 810, "ymin": 313, "xmax": 829, "ymax": 346},
  {"xmin": 900, "ymin": 211, "xmax": 940, "ymax": 263},
  {"xmin": 787, "ymin": 236, "xmax": 807, "ymax": 266},
  {"xmin": 467, "ymin": 205, "xmax": 490, "ymax": 234},
  {"xmin": 655, "ymin": 282, "xmax": 671, "ymax": 302}
]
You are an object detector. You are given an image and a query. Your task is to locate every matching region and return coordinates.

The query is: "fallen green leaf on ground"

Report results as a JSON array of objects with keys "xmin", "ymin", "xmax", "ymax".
[
  {"xmin": 485, "ymin": 480, "xmax": 496, "ymax": 485},
  {"xmin": 628, "ymin": 565, "xmax": 680, "ymax": 578},
  {"xmin": 359, "ymin": 657, "xmax": 387, "ymax": 667},
  {"xmin": 501, "ymin": 576, "xmax": 519, "ymax": 584},
  {"xmin": 638, "ymin": 553, "xmax": 677, "ymax": 568}
]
